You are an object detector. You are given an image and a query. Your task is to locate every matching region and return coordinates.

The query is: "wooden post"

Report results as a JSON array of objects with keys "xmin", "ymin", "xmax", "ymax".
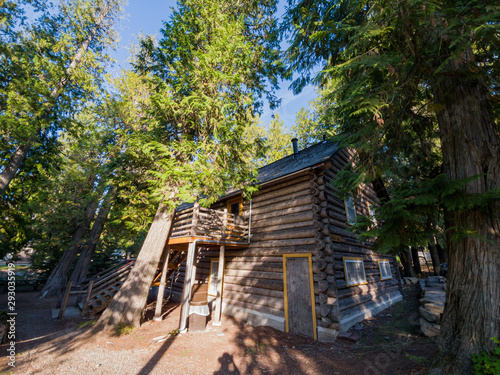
[
  {"xmin": 81, "ymin": 279, "xmax": 94, "ymax": 317},
  {"xmin": 213, "ymin": 245, "xmax": 225, "ymax": 326},
  {"xmin": 58, "ymin": 280, "xmax": 72, "ymax": 320},
  {"xmin": 153, "ymin": 246, "xmax": 171, "ymax": 321},
  {"xmin": 179, "ymin": 241, "xmax": 196, "ymax": 333},
  {"xmin": 213, "ymin": 208, "xmax": 227, "ymax": 326},
  {"xmin": 191, "ymin": 202, "xmax": 199, "ymax": 237}
]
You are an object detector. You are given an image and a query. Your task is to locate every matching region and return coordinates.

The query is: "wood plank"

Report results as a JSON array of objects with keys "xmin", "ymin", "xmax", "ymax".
[
  {"xmin": 58, "ymin": 280, "xmax": 73, "ymax": 320},
  {"xmin": 223, "ymin": 291, "xmax": 284, "ymax": 311},
  {"xmin": 286, "ymin": 257, "xmax": 314, "ymax": 338},
  {"xmin": 251, "ymin": 204, "xmax": 313, "ymax": 221}
]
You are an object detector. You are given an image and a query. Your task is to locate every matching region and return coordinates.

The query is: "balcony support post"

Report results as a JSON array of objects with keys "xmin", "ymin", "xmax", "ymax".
[{"xmin": 213, "ymin": 208, "xmax": 227, "ymax": 325}]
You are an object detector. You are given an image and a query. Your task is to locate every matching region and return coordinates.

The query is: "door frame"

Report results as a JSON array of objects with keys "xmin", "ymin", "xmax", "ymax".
[{"xmin": 282, "ymin": 253, "xmax": 317, "ymax": 340}]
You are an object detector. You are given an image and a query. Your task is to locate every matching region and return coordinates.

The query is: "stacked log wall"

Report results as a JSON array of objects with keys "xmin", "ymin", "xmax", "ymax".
[
  {"xmin": 322, "ymin": 150, "xmax": 401, "ymax": 324},
  {"xmin": 164, "ymin": 148, "xmax": 401, "ymax": 334},
  {"xmin": 167, "ymin": 172, "xmax": 325, "ymax": 320}
]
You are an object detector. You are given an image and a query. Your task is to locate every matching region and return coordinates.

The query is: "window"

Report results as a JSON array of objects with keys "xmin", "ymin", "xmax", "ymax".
[
  {"xmin": 208, "ymin": 258, "xmax": 224, "ymax": 296},
  {"xmin": 227, "ymin": 196, "xmax": 242, "ymax": 216},
  {"xmin": 367, "ymin": 201, "xmax": 377, "ymax": 226},
  {"xmin": 343, "ymin": 257, "xmax": 367, "ymax": 286},
  {"xmin": 378, "ymin": 259, "xmax": 393, "ymax": 280},
  {"xmin": 344, "ymin": 194, "xmax": 357, "ymax": 225}
]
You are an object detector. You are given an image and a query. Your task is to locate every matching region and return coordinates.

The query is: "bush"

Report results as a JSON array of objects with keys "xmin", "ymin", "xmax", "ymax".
[{"xmin": 472, "ymin": 338, "xmax": 500, "ymax": 375}]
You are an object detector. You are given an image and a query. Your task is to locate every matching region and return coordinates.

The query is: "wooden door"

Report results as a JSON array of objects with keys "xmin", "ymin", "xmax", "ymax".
[{"xmin": 284, "ymin": 255, "xmax": 316, "ymax": 339}]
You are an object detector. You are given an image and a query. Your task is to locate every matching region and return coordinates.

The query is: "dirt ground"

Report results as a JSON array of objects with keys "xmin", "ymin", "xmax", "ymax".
[{"xmin": 0, "ymin": 285, "xmax": 437, "ymax": 375}]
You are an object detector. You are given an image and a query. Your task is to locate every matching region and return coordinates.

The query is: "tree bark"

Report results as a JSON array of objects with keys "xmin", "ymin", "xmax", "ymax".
[
  {"xmin": 434, "ymin": 76, "xmax": 500, "ymax": 374},
  {"xmin": 410, "ymin": 247, "xmax": 421, "ymax": 276},
  {"xmin": 70, "ymin": 186, "xmax": 116, "ymax": 285},
  {"xmin": 436, "ymin": 243, "xmax": 447, "ymax": 264},
  {"xmin": 399, "ymin": 249, "xmax": 416, "ymax": 278},
  {"xmin": 0, "ymin": 143, "xmax": 32, "ymax": 194},
  {"xmin": 40, "ymin": 199, "xmax": 99, "ymax": 297},
  {"xmin": 427, "ymin": 238, "xmax": 441, "ymax": 276},
  {"xmin": 96, "ymin": 205, "xmax": 175, "ymax": 329}
]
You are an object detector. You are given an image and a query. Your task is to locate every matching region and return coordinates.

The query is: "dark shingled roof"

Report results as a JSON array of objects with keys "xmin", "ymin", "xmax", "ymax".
[
  {"xmin": 257, "ymin": 140, "xmax": 338, "ymax": 184},
  {"xmin": 176, "ymin": 141, "xmax": 338, "ymax": 210}
]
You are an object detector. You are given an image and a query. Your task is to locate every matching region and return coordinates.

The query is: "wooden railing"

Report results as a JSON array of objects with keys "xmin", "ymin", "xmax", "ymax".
[
  {"xmin": 57, "ymin": 260, "xmax": 136, "ymax": 319},
  {"xmin": 170, "ymin": 204, "xmax": 249, "ymax": 242},
  {"xmin": 80, "ymin": 260, "xmax": 136, "ymax": 316}
]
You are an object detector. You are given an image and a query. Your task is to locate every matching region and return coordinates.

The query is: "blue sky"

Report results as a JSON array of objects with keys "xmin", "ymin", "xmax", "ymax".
[{"xmin": 110, "ymin": 0, "xmax": 317, "ymax": 131}]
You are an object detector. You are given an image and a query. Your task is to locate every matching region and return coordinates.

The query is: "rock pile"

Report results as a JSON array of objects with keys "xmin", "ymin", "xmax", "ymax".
[{"xmin": 418, "ymin": 276, "xmax": 446, "ymax": 337}]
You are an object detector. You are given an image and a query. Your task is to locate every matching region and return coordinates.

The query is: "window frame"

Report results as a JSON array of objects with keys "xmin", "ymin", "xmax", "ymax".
[
  {"xmin": 342, "ymin": 256, "xmax": 368, "ymax": 287},
  {"xmin": 367, "ymin": 201, "xmax": 377, "ymax": 226},
  {"xmin": 378, "ymin": 259, "xmax": 393, "ymax": 280},
  {"xmin": 227, "ymin": 196, "xmax": 243, "ymax": 216},
  {"xmin": 344, "ymin": 194, "xmax": 357, "ymax": 225}
]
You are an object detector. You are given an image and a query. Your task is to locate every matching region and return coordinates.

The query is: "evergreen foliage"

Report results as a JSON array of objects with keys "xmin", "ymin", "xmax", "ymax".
[
  {"xmin": 131, "ymin": 0, "xmax": 284, "ymax": 209},
  {"xmin": 284, "ymin": 0, "xmax": 500, "ymax": 372}
]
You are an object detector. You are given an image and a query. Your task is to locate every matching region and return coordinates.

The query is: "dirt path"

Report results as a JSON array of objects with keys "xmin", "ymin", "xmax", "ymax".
[{"xmin": 0, "ymin": 286, "xmax": 436, "ymax": 374}]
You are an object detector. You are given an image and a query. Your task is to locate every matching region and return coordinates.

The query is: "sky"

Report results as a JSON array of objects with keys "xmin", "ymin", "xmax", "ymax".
[{"xmin": 109, "ymin": 0, "xmax": 318, "ymax": 130}]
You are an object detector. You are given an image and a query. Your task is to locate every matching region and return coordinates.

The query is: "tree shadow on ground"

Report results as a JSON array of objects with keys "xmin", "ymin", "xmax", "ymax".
[{"xmin": 136, "ymin": 334, "xmax": 177, "ymax": 375}]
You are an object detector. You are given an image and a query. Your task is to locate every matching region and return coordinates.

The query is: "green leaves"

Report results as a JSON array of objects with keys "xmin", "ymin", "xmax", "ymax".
[{"xmin": 130, "ymin": 0, "xmax": 283, "ymax": 209}]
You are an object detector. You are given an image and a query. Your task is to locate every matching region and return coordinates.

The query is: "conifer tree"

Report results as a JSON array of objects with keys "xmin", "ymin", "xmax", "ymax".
[
  {"xmin": 284, "ymin": 0, "xmax": 499, "ymax": 372},
  {"xmin": 97, "ymin": 0, "xmax": 284, "ymax": 329}
]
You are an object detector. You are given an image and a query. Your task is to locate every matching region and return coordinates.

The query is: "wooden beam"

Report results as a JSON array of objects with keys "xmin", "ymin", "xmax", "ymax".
[
  {"xmin": 153, "ymin": 246, "xmax": 171, "ymax": 321},
  {"xmin": 58, "ymin": 280, "xmax": 72, "ymax": 320},
  {"xmin": 81, "ymin": 279, "xmax": 94, "ymax": 317},
  {"xmin": 179, "ymin": 241, "xmax": 196, "ymax": 333},
  {"xmin": 213, "ymin": 208, "xmax": 227, "ymax": 326},
  {"xmin": 213, "ymin": 245, "xmax": 225, "ymax": 326}
]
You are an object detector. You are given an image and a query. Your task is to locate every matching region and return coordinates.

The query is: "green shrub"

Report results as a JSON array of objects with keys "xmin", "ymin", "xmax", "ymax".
[
  {"xmin": 113, "ymin": 322, "xmax": 135, "ymax": 336},
  {"xmin": 472, "ymin": 338, "xmax": 500, "ymax": 375}
]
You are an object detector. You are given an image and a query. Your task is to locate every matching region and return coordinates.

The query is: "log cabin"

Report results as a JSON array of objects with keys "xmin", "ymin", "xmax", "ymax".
[{"xmin": 158, "ymin": 139, "xmax": 403, "ymax": 342}]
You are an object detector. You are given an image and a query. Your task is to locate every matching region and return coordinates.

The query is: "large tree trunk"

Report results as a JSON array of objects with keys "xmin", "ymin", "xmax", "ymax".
[
  {"xmin": 436, "ymin": 243, "xmax": 447, "ymax": 264},
  {"xmin": 0, "ymin": 2, "xmax": 116, "ymax": 193},
  {"xmin": 40, "ymin": 199, "xmax": 99, "ymax": 297},
  {"xmin": 96, "ymin": 205, "xmax": 175, "ymax": 330},
  {"xmin": 434, "ymin": 76, "xmax": 500, "ymax": 374},
  {"xmin": 400, "ymin": 248, "xmax": 417, "ymax": 278},
  {"xmin": 0, "ymin": 143, "xmax": 32, "ymax": 194},
  {"xmin": 427, "ymin": 237, "xmax": 441, "ymax": 276},
  {"xmin": 70, "ymin": 186, "xmax": 116, "ymax": 285},
  {"xmin": 410, "ymin": 246, "xmax": 422, "ymax": 276}
]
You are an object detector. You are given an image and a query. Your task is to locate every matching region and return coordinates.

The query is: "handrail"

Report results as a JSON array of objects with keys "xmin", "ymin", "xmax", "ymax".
[{"xmin": 170, "ymin": 204, "xmax": 250, "ymax": 243}]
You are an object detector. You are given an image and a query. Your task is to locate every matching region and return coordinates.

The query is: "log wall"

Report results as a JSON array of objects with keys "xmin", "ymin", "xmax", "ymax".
[
  {"xmin": 165, "ymin": 147, "xmax": 401, "ymax": 335},
  {"xmin": 196, "ymin": 172, "xmax": 321, "ymax": 318},
  {"xmin": 320, "ymin": 150, "xmax": 401, "ymax": 325}
]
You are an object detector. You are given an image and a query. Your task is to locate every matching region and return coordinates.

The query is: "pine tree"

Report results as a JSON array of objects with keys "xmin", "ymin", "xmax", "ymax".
[{"xmin": 284, "ymin": 0, "xmax": 499, "ymax": 372}]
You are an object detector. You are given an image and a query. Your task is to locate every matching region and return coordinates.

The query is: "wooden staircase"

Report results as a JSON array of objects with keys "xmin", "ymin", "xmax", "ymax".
[
  {"xmin": 56, "ymin": 247, "xmax": 187, "ymax": 319},
  {"xmin": 77, "ymin": 260, "xmax": 136, "ymax": 316}
]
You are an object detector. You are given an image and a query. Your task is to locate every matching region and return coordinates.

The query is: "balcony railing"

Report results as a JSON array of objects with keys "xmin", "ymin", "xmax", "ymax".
[{"xmin": 170, "ymin": 203, "xmax": 249, "ymax": 243}]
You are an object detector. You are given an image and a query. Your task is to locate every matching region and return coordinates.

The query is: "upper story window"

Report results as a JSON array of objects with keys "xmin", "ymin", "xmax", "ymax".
[
  {"xmin": 367, "ymin": 201, "xmax": 377, "ymax": 226},
  {"xmin": 227, "ymin": 196, "xmax": 243, "ymax": 216},
  {"xmin": 344, "ymin": 194, "xmax": 357, "ymax": 225}
]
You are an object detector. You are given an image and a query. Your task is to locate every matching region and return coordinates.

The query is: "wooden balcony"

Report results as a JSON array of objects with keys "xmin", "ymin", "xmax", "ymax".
[{"xmin": 168, "ymin": 203, "xmax": 250, "ymax": 246}]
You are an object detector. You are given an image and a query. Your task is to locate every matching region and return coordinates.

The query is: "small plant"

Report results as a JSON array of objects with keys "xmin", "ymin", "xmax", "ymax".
[
  {"xmin": 113, "ymin": 322, "xmax": 135, "ymax": 336},
  {"xmin": 472, "ymin": 338, "xmax": 500, "ymax": 375},
  {"xmin": 244, "ymin": 342, "xmax": 268, "ymax": 355},
  {"xmin": 75, "ymin": 320, "xmax": 96, "ymax": 329},
  {"xmin": 405, "ymin": 353, "xmax": 429, "ymax": 365},
  {"xmin": 168, "ymin": 329, "xmax": 178, "ymax": 337}
]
